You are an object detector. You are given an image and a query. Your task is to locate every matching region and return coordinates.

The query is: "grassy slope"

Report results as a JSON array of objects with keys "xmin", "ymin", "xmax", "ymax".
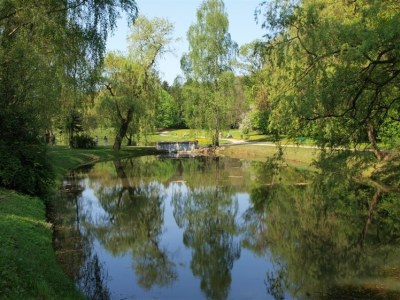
[
  {"xmin": 0, "ymin": 190, "xmax": 84, "ymax": 300},
  {"xmin": 0, "ymin": 146, "xmax": 159, "ymax": 299}
]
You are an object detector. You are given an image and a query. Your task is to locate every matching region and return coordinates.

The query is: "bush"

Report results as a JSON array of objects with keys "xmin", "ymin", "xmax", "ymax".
[
  {"xmin": 0, "ymin": 142, "xmax": 53, "ymax": 196},
  {"xmin": 71, "ymin": 134, "xmax": 96, "ymax": 149}
]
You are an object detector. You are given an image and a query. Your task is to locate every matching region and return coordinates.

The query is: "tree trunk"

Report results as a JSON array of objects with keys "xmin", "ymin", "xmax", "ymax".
[
  {"xmin": 113, "ymin": 109, "xmax": 133, "ymax": 151},
  {"xmin": 113, "ymin": 160, "xmax": 131, "ymax": 208},
  {"xmin": 126, "ymin": 132, "xmax": 133, "ymax": 146},
  {"xmin": 213, "ymin": 128, "xmax": 220, "ymax": 147},
  {"xmin": 367, "ymin": 123, "xmax": 386, "ymax": 161}
]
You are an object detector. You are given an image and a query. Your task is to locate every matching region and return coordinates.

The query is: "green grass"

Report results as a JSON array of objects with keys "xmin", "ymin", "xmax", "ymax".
[
  {"xmin": 219, "ymin": 144, "xmax": 320, "ymax": 167},
  {"xmin": 145, "ymin": 129, "xmax": 211, "ymax": 145},
  {"xmin": 0, "ymin": 189, "xmax": 85, "ymax": 299},
  {"xmin": 0, "ymin": 145, "xmax": 159, "ymax": 299}
]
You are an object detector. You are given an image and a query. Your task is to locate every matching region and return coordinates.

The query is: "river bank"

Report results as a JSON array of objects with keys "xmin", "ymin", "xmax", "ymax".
[{"xmin": 0, "ymin": 146, "xmax": 159, "ymax": 299}]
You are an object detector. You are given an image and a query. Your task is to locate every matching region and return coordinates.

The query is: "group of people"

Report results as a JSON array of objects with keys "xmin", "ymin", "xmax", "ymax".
[{"xmin": 94, "ymin": 136, "xmax": 108, "ymax": 146}]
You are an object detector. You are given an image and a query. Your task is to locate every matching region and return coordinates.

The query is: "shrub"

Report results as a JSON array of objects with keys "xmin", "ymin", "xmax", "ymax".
[
  {"xmin": 71, "ymin": 134, "xmax": 96, "ymax": 149},
  {"xmin": 0, "ymin": 142, "xmax": 53, "ymax": 196}
]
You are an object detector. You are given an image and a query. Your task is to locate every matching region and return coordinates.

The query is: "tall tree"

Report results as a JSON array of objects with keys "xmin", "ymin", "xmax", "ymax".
[
  {"xmin": 257, "ymin": 0, "xmax": 400, "ymax": 160},
  {"xmin": 181, "ymin": 0, "xmax": 237, "ymax": 146},
  {"xmin": 0, "ymin": 0, "xmax": 137, "ymax": 194},
  {"xmin": 98, "ymin": 16, "xmax": 174, "ymax": 150}
]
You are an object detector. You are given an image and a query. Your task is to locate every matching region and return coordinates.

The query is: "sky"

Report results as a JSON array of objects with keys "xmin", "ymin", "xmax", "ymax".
[{"xmin": 106, "ymin": 0, "xmax": 266, "ymax": 84}]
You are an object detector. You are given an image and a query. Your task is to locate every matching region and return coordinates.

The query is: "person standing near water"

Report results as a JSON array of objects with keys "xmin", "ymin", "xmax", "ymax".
[{"xmin": 103, "ymin": 136, "xmax": 108, "ymax": 146}]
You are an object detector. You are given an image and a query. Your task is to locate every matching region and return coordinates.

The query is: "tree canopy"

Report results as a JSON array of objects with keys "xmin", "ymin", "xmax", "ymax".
[
  {"xmin": 0, "ymin": 0, "xmax": 138, "ymax": 194},
  {"xmin": 181, "ymin": 0, "xmax": 238, "ymax": 146},
  {"xmin": 97, "ymin": 16, "xmax": 175, "ymax": 150},
  {"xmin": 257, "ymin": 0, "xmax": 400, "ymax": 159}
]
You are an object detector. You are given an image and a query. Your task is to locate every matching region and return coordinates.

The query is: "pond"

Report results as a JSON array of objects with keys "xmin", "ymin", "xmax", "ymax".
[{"xmin": 53, "ymin": 155, "xmax": 400, "ymax": 300}]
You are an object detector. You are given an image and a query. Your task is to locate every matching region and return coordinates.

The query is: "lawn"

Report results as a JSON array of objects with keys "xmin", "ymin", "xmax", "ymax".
[{"xmin": 0, "ymin": 189, "xmax": 85, "ymax": 299}]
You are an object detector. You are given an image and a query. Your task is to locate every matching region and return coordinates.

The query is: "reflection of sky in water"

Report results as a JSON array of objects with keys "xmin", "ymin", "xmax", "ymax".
[
  {"xmin": 76, "ymin": 176, "xmax": 276, "ymax": 299},
  {"xmin": 80, "ymin": 179, "xmax": 111, "ymax": 224},
  {"xmin": 231, "ymin": 193, "xmax": 274, "ymax": 300}
]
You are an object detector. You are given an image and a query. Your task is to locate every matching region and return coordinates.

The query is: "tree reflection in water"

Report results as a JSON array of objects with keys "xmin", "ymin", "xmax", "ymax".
[
  {"xmin": 86, "ymin": 158, "xmax": 178, "ymax": 289},
  {"xmin": 242, "ymin": 152, "xmax": 400, "ymax": 299},
  {"xmin": 55, "ymin": 154, "xmax": 400, "ymax": 300},
  {"xmin": 172, "ymin": 185, "xmax": 241, "ymax": 300},
  {"xmin": 52, "ymin": 167, "xmax": 111, "ymax": 300}
]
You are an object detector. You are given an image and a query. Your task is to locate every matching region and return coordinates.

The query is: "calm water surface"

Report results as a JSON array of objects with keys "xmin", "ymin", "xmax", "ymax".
[{"xmin": 54, "ymin": 155, "xmax": 400, "ymax": 300}]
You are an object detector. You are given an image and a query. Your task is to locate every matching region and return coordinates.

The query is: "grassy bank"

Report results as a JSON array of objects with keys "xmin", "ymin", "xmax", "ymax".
[
  {"xmin": 218, "ymin": 144, "xmax": 320, "ymax": 167},
  {"xmin": 0, "ymin": 189, "xmax": 85, "ymax": 300},
  {"xmin": 0, "ymin": 146, "xmax": 159, "ymax": 299}
]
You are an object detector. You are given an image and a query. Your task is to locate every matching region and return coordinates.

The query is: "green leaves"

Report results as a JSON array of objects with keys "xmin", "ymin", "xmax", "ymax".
[
  {"xmin": 97, "ymin": 16, "xmax": 175, "ymax": 149},
  {"xmin": 184, "ymin": 0, "xmax": 237, "ymax": 83},
  {"xmin": 181, "ymin": 0, "xmax": 239, "ymax": 146},
  {"xmin": 0, "ymin": 0, "xmax": 138, "ymax": 192},
  {"xmin": 258, "ymin": 0, "xmax": 400, "ymax": 156}
]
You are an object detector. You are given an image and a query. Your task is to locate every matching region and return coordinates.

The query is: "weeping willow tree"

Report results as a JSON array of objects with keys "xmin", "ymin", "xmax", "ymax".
[
  {"xmin": 97, "ymin": 16, "xmax": 175, "ymax": 150},
  {"xmin": 257, "ymin": 0, "xmax": 400, "ymax": 160},
  {"xmin": 0, "ymin": 0, "xmax": 138, "ymax": 194}
]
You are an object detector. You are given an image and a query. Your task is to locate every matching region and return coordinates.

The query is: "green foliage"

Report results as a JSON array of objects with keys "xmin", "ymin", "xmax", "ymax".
[
  {"xmin": 238, "ymin": 114, "xmax": 252, "ymax": 136},
  {"xmin": 0, "ymin": 108, "xmax": 53, "ymax": 195},
  {"xmin": 155, "ymin": 88, "xmax": 184, "ymax": 129},
  {"xmin": 181, "ymin": 0, "xmax": 240, "ymax": 146},
  {"xmin": 183, "ymin": 0, "xmax": 237, "ymax": 81},
  {"xmin": 256, "ymin": 0, "xmax": 400, "ymax": 158},
  {"xmin": 70, "ymin": 134, "xmax": 97, "ymax": 149},
  {"xmin": 379, "ymin": 118, "xmax": 400, "ymax": 150},
  {"xmin": 237, "ymin": 45, "xmax": 270, "ymax": 134},
  {"xmin": 0, "ymin": 142, "xmax": 53, "ymax": 196},
  {"xmin": 0, "ymin": 0, "xmax": 138, "ymax": 193},
  {"xmin": 97, "ymin": 16, "xmax": 175, "ymax": 150}
]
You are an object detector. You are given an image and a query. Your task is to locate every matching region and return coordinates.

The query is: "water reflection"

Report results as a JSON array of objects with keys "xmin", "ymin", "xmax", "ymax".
[
  {"xmin": 172, "ymin": 184, "xmax": 241, "ymax": 300},
  {"xmin": 244, "ymin": 154, "xmax": 400, "ymax": 299},
  {"xmin": 54, "ymin": 155, "xmax": 400, "ymax": 299}
]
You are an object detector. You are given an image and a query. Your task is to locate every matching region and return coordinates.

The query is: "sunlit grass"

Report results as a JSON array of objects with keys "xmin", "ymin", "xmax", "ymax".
[
  {"xmin": 219, "ymin": 144, "xmax": 320, "ymax": 168},
  {"xmin": 0, "ymin": 189, "xmax": 85, "ymax": 299},
  {"xmin": 146, "ymin": 129, "xmax": 212, "ymax": 145}
]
